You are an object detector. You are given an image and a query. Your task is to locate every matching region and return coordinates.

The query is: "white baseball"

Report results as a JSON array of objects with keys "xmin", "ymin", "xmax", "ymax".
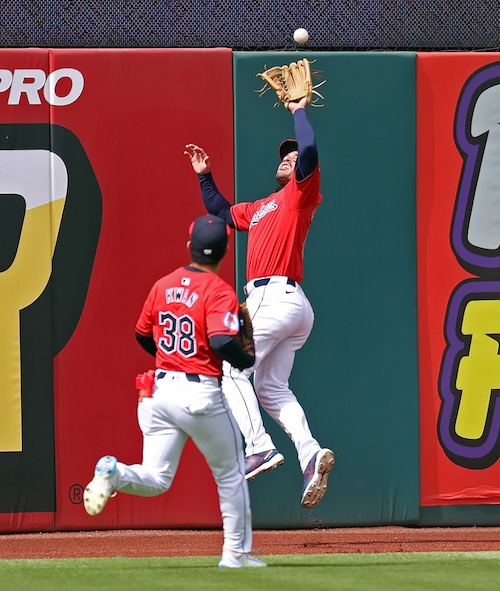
[{"xmin": 293, "ymin": 28, "xmax": 309, "ymax": 44}]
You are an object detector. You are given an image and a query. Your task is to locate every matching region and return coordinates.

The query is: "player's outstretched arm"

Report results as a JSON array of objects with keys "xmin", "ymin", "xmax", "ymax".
[
  {"xmin": 287, "ymin": 96, "xmax": 308, "ymax": 113},
  {"xmin": 292, "ymin": 107, "xmax": 318, "ymax": 181},
  {"xmin": 184, "ymin": 144, "xmax": 235, "ymax": 227},
  {"xmin": 184, "ymin": 144, "xmax": 211, "ymax": 174}
]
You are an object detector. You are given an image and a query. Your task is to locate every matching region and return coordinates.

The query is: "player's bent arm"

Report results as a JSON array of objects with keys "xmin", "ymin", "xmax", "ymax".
[
  {"xmin": 209, "ymin": 334, "xmax": 255, "ymax": 371},
  {"xmin": 135, "ymin": 331, "xmax": 157, "ymax": 356},
  {"xmin": 294, "ymin": 108, "xmax": 318, "ymax": 181},
  {"xmin": 198, "ymin": 172, "xmax": 235, "ymax": 227}
]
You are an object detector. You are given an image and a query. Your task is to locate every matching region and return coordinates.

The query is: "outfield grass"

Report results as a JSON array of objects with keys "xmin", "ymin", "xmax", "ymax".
[{"xmin": 1, "ymin": 552, "xmax": 499, "ymax": 591}]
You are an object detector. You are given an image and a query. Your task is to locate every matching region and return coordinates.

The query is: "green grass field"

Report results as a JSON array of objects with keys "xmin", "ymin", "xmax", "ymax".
[{"xmin": 1, "ymin": 552, "xmax": 500, "ymax": 591}]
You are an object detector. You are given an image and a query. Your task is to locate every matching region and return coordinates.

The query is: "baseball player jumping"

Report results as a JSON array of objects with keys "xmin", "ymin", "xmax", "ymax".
[
  {"xmin": 184, "ymin": 96, "xmax": 334, "ymax": 509},
  {"xmin": 83, "ymin": 215, "xmax": 266, "ymax": 568}
]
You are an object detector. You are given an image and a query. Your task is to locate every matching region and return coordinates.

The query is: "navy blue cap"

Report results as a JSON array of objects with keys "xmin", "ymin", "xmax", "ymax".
[
  {"xmin": 189, "ymin": 215, "xmax": 229, "ymax": 264},
  {"xmin": 279, "ymin": 139, "xmax": 298, "ymax": 160}
]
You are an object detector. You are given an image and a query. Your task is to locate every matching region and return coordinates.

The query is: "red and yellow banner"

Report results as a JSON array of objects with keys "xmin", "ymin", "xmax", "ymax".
[
  {"xmin": 418, "ymin": 53, "xmax": 500, "ymax": 506},
  {"xmin": 0, "ymin": 48, "xmax": 234, "ymax": 531}
]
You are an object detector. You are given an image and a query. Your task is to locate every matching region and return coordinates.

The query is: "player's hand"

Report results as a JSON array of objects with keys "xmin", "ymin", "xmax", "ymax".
[
  {"xmin": 184, "ymin": 144, "xmax": 211, "ymax": 174},
  {"xmin": 287, "ymin": 97, "xmax": 308, "ymax": 114}
]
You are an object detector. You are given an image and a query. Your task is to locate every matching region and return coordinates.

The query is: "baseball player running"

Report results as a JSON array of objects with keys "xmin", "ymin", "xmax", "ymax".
[
  {"xmin": 184, "ymin": 96, "xmax": 334, "ymax": 509},
  {"xmin": 83, "ymin": 215, "xmax": 266, "ymax": 568}
]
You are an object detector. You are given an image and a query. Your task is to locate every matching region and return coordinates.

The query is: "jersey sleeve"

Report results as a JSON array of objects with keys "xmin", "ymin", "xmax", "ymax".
[
  {"xmin": 230, "ymin": 200, "xmax": 261, "ymax": 232},
  {"xmin": 294, "ymin": 107, "xmax": 318, "ymax": 181},
  {"xmin": 205, "ymin": 283, "xmax": 241, "ymax": 339},
  {"xmin": 198, "ymin": 172, "xmax": 235, "ymax": 227}
]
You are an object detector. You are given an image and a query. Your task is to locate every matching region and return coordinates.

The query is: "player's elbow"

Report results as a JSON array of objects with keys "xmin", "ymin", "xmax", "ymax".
[{"xmin": 209, "ymin": 334, "xmax": 255, "ymax": 370}]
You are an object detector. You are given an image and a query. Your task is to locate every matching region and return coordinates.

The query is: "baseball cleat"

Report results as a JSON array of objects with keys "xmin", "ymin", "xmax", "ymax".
[
  {"xmin": 245, "ymin": 449, "xmax": 284, "ymax": 481},
  {"xmin": 218, "ymin": 552, "xmax": 267, "ymax": 568},
  {"xmin": 301, "ymin": 448, "xmax": 335, "ymax": 509},
  {"xmin": 84, "ymin": 455, "xmax": 118, "ymax": 516}
]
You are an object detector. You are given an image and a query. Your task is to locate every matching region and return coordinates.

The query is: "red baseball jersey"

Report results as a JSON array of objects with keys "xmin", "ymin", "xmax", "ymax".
[
  {"xmin": 135, "ymin": 266, "xmax": 241, "ymax": 377},
  {"xmin": 230, "ymin": 165, "xmax": 322, "ymax": 283}
]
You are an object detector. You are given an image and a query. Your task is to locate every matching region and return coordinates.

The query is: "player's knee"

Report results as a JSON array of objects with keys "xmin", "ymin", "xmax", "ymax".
[
  {"xmin": 150, "ymin": 468, "xmax": 174, "ymax": 493},
  {"xmin": 255, "ymin": 380, "xmax": 293, "ymax": 399}
]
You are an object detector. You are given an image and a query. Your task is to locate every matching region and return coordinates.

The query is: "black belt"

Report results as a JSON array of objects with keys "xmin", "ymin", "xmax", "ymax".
[
  {"xmin": 157, "ymin": 371, "xmax": 200, "ymax": 383},
  {"xmin": 254, "ymin": 277, "xmax": 296, "ymax": 288}
]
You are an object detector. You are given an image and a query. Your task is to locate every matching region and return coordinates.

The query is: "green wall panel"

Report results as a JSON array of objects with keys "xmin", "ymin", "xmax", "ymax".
[
  {"xmin": 233, "ymin": 52, "xmax": 418, "ymax": 527},
  {"xmin": 421, "ymin": 505, "xmax": 500, "ymax": 527}
]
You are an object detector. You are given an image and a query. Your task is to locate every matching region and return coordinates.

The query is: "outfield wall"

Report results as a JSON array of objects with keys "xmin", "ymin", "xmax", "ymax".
[{"xmin": 1, "ymin": 49, "xmax": 500, "ymax": 532}]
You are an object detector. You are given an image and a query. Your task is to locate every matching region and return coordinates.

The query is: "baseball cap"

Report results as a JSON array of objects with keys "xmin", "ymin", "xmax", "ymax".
[
  {"xmin": 189, "ymin": 214, "xmax": 229, "ymax": 264},
  {"xmin": 279, "ymin": 139, "xmax": 298, "ymax": 160}
]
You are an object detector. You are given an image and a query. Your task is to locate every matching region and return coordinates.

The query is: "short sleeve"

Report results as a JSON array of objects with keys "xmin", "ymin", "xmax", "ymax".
[{"xmin": 205, "ymin": 284, "xmax": 240, "ymax": 338}]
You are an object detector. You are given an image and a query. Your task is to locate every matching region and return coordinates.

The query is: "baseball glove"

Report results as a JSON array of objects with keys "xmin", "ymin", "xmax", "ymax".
[
  {"xmin": 256, "ymin": 58, "xmax": 325, "ymax": 109},
  {"xmin": 235, "ymin": 302, "xmax": 255, "ymax": 356}
]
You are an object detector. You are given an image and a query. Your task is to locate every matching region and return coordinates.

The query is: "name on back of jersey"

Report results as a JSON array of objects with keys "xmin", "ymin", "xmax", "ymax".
[{"xmin": 165, "ymin": 286, "xmax": 198, "ymax": 308}]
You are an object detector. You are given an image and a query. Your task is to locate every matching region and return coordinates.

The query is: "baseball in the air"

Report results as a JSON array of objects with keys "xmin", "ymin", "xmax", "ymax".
[{"xmin": 293, "ymin": 28, "xmax": 309, "ymax": 44}]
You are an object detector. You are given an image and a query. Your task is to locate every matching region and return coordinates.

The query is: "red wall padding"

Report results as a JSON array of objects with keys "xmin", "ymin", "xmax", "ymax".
[{"xmin": 0, "ymin": 48, "xmax": 234, "ymax": 532}]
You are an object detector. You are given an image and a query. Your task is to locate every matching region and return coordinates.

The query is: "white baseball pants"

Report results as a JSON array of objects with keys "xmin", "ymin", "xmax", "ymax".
[
  {"xmin": 112, "ymin": 370, "xmax": 253, "ymax": 555},
  {"xmin": 222, "ymin": 276, "xmax": 321, "ymax": 472}
]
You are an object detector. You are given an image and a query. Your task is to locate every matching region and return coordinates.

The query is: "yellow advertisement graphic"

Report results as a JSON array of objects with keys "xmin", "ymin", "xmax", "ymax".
[{"xmin": 0, "ymin": 150, "xmax": 67, "ymax": 450}]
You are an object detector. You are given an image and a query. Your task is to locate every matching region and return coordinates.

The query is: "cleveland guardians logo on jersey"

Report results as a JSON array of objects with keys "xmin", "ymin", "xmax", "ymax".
[
  {"xmin": 224, "ymin": 311, "xmax": 239, "ymax": 331},
  {"xmin": 250, "ymin": 199, "xmax": 278, "ymax": 227}
]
